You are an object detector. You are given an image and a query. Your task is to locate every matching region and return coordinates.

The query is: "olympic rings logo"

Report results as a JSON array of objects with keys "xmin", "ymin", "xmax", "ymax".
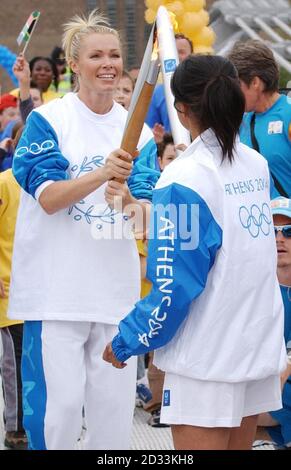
[
  {"xmin": 15, "ymin": 140, "xmax": 55, "ymax": 158},
  {"xmin": 239, "ymin": 203, "xmax": 272, "ymax": 238}
]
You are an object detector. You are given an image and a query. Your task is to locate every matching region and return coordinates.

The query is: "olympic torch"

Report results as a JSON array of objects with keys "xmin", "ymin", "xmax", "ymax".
[
  {"xmin": 114, "ymin": 24, "xmax": 160, "ymax": 240},
  {"xmin": 156, "ymin": 6, "xmax": 191, "ymax": 149},
  {"xmin": 116, "ymin": 24, "xmax": 160, "ymax": 184}
]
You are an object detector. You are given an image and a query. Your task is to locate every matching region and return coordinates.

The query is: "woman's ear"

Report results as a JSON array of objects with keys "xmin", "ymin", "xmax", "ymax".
[
  {"xmin": 179, "ymin": 103, "xmax": 188, "ymax": 115},
  {"xmin": 69, "ymin": 59, "xmax": 79, "ymax": 75}
]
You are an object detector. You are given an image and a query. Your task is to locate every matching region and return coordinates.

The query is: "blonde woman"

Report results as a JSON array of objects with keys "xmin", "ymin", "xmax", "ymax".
[{"xmin": 9, "ymin": 10, "xmax": 159, "ymax": 450}]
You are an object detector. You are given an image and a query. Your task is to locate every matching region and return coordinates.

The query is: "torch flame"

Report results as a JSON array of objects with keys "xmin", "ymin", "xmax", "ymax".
[
  {"xmin": 168, "ymin": 11, "xmax": 179, "ymax": 33},
  {"xmin": 151, "ymin": 39, "xmax": 159, "ymax": 62}
]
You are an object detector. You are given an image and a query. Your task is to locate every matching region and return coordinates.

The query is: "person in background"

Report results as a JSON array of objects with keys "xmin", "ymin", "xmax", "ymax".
[
  {"xmin": 9, "ymin": 9, "xmax": 159, "ymax": 450},
  {"xmin": 28, "ymin": 85, "xmax": 43, "ymax": 109},
  {"xmin": 13, "ymin": 54, "xmax": 43, "ymax": 123},
  {"xmin": 135, "ymin": 238, "xmax": 153, "ymax": 406},
  {"xmin": 254, "ymin": 197, "xmax": 291, "ymax": 449},
  {"xmin": 128, "ymin": 65, "xmax": 140, "ymax": 84},
  {"xmin": 0, "ymin": 137, "xmax": 13, "ymax": 172},
  {"xmin": 157, "ymin": 133, "xmax": 175, "ymax": 171},
  {"xmin": 0, "ymin": 93, "xmax": 21, "ymax": 171},
  {"xmin": 51, "ymin": 46, "xmax": 72, "ymax": 95},
  {"xmin": 114, "ymin": 68, "xmax": 159, "ymax": 404},
  {"xmin": 228, "ymin": 40, "xmax": 291, "ymax": 198},
  {"xmin": 9, "ymin": 56, "xmax": 60, "ymax": 104},
  {"xmin": 114, "ymin": 66, "xmax": 147, "ymax": 388},
  {"xmin": 29, "ymin": 56, "xmax": 60, "ymax": 103},
  {"xmin": 113, "ymin": 70, "xmax": 134, "ymax": 110},
  {"xmin": 146, "ymin": 34, "xmax": 193, "ymax": 140},
  {"xmin": 0, "ymin": 126, "xmax": 26, "ymax": 450},
  {"xmin": 104, "ymin": 54, "xmax": 286, "ymax": 450},
  {"xmin": 0, "ymin": 94, "xmax": 19, "ymax": 141}
]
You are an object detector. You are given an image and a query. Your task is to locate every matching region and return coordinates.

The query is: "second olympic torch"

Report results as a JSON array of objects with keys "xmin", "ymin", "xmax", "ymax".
[{"xmin": 156, "ymin": 6, "xmax": 191, "ymax": 149}]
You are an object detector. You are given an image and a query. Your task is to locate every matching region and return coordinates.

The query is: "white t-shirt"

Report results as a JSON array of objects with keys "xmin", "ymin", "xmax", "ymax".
[{"xmin": 9, "ymin": 93, "xmax": 158, "ymax": 323}]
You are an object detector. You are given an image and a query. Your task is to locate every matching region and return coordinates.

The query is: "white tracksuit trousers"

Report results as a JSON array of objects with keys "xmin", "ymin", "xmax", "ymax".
[{"xmin": 22, "ymin": 320, "xmax": 137, "ymax": 450}]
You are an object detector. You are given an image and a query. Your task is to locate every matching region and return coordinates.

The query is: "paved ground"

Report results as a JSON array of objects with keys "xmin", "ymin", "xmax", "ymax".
[{"xmin": 131, "ymin": 407, "xmax": 173, "ymax": 450}]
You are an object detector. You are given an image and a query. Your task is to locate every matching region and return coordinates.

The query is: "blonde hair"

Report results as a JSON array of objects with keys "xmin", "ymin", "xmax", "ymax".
[{"xmin": 62, "ymin": 9, "xmax": 120, "ymax": 64}]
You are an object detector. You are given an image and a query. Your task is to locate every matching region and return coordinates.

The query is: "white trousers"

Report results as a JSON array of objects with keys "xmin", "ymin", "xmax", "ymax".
[{"xmin": 22, "ymin": 321, "xmax": 137, "ymax": 450}]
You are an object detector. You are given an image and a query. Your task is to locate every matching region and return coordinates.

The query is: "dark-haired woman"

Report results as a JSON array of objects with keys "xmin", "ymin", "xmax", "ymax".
[
  {"xmin": 29, "ymin": 56, "xmax": 61, "ymax": 102},
  {"xmin": 104, "ymin": 55, "xmax": 286, "ymax": 450}
]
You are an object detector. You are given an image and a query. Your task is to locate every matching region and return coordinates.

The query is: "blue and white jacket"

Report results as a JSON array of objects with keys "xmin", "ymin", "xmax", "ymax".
[
  {"xmin": 9, "ymin": 93, "xmax": 160, "ymax": 323},
  {"xmin": 112, "ymin": 129, "xmax": 286, "ymax": 382}
]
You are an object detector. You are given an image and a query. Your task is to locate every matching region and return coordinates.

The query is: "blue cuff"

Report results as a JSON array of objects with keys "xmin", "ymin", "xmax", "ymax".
[{"xmin": 112, "ymin": 334, "xmax": 132, "ymax": 362}]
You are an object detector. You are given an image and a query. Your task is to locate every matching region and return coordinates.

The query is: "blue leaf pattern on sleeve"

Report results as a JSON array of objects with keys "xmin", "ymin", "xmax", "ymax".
[
  {"xmin": 128, "ymin": 138, "xmax": 160, "ymax": 201},
  {"xmin": 13, "ymin": 111, "xmax": 70, "ymax": 199},
  {"xmin": 112, "ymin": 183, "xmax": 223, "ymax": 362}
]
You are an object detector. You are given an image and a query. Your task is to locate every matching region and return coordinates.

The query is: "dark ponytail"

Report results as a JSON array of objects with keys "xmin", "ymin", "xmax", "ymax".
[{"xmin": 171, "ymin": 55, "xmax": 245, "ymax": 162}]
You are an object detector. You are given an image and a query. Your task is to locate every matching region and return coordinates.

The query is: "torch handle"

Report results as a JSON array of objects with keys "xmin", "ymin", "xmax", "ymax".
[{"xmin": 114, "ymin": 82, "xmax": 155, "ymax": 183}]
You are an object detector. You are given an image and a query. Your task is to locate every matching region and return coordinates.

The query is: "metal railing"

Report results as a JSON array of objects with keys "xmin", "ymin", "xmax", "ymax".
[{"xmin": 210, "ymin": 0, "xmax": 291, "ymax": 72}]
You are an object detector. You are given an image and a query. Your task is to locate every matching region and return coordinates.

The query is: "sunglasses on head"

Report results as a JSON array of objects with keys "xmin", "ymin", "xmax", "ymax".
[{"xmin": 274, "ymin": 225, "xmax": 291, "ymax": 238}]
